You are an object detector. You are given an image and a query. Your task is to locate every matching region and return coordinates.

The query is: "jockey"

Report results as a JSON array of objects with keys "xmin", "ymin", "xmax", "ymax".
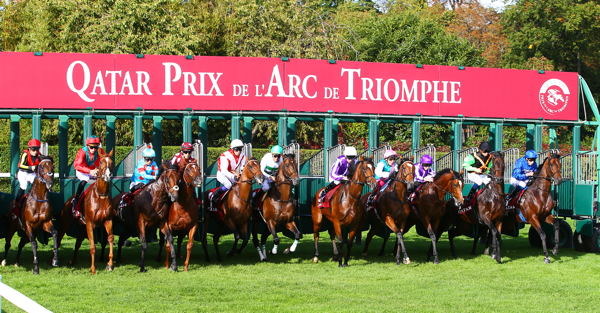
[
  {"xmin": 415, "ymin": 154, "xmax": 435, "ymax": 185},
  {"xmin": 11, "ymin": 138, "xmax": 44, "ymax": 223},
  {"xmin": 506, "ymin": 150, "xmax": 538, "ymax": 201},
  {"xmin": 170, "ymin": 142, "xmax": 197, "ymax": 169},
  {"xmin": 260, "ymin": 145, "xmax": 283, "ymax": 193},
  {"xmin": 318, "ymin": 146, "xmax": 358, "ymax": 207},
  {"xmin": 130, "ymin": 146, "xmax": 159, "ymax": 192},
  {"xmin": 462, "ymin": 141, "xmax": 493, "ymax": 204},
  {"xmin": 72, "ymin": 136, "xmax": 105, "ymax": 223},
  {"xmin": 209, "ymin": 139, "xmax": 247, "ymax": 210},
  {"xmin": 366, "ymin": 149, "xmax": 398, "ymax": 208}
]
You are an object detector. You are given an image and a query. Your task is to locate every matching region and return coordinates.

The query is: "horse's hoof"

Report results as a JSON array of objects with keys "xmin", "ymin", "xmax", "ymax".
[
  {"xmin": 361, "ymin": 252, "xmax": 368, "ymax": 257},
  {"xmin": 106, "ymin": 265, "xmax": 113, "ymax": 271},
  {"xmin": 283, "ymin": 248, "xmax": 291, "ymax": 255},
  {"xmin": 14, "ymin": 263, "xmax": 19, "ymax": 268},
  {"xmin": 483, "ymin": 248, "xmax": 490, "ymax": 255},
  {"xmin": 312, "ymin": 257, "xmax": 319, "ymax": 263},
  {"xmin": 33, "ymin": 268, "xmax": 39, "ymax": 275},
  {"xmin": 495, "ymin": 257, "xmax": 502, "ymax": 264},
  {"xmin": 52, "ymin": 259, "xmax": 59, "ymax": 267},
  {"xmin": 170, "ymin": 265, "xmax": 178, "ymax": 272},
  {"xmin": 396, "ymin": 260, "xmax": 401, "ymax": 265},
  {"xmin": 140, "ymin": 267, "xmax": 147, "ymax": 273},
  {"xmin": 1, "ymin": 259, "xmax": 6, "ymax": 266},
  {"xmin": 90, "ymin": 269, "xmax": 96, "ymax": 275},
  {"xmin": 544, "ymin": 257, "xmax": 551, "ymax": 264},
  {"xmin": 260, "ymin": 257, "xmax": 267, "ymax": 262},
  {"xmin": 339, "ymin": 263, "xmax": 348, "ymax": 267},
  {"xmin": 552, "ymin": 249, "xmax": 558, "ymax": 256},
  {"xmin": 403, "ymin": 258, "xmax": 411, "ymax": 265},
  {"xmin": 433, "ymin": 259, "xmax": 439, "ymax": 264}
]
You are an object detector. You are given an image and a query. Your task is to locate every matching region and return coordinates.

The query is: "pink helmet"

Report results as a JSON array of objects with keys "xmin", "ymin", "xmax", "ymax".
[{"xmin": 383, "ymin": 150, "xmax": 397, "ymax": 159}]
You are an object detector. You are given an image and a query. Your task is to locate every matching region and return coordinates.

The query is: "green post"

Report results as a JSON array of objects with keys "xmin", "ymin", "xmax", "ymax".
[
  {"xmin": 231, "ymin": 115, "xmax": 241, "ymax": 140},
  {"xmin": 197, "ymin": 116, "xmax": 209, "ymax": 170},
  {"xmin": 183, "ymin": 113, "xmax": 192, "ymax": 143},
  {"xmin": 133, "ymin": 113, "xmax": 143, "ymax": 147},
  {"xmin": 368, "ymin": 117, "xmax": 380, "ymax": 149},
  {"xmin": 411, "ymin": 120, "xmax": 421, "ymax": 151},
  {"xmin": 58, "ymin": 115, "xmax": 69, "ymax": 181},
  {"xmin": 31, "ymin": 112, "xmax": 42, "ymax": 140},
  {"xmin": 287, "ymin": 117, "xmax": 297, "ymax": 146},
  {"xmin": 10, "ymin": 115, "xmax": 21, "ymax": 194},
  {"xmin": 572, "ymin": 125, "xmax": 580, "ymax": 182},
  {"xmin": 451, "ymin": 120, "xmax": 463, "ymax": 171},
  {"xmin": 489, "ymin": 122, "xmax": 503, "ymax": 151},
  {"xmin": 105, "ymin": 116, "xmax": 116, "ymax": 154},
  {"xmin": 324, "ymin": 116, "xmax": 339, "ymax": 149},
  {"xmin": 242, "ymin": 116, "xmax": 253, "ymax": 143},
  {"xmin": 278, "ymin": 116, "xmax": 288, "ymax": 146},
  {"xmin": 152, "ymin": 116, "xmax": 163, "ymax": 162},
  {"xmin": 535, "ymin": 124, "xmax": 543, "ymax": 151},
  {"xmin": 83, "ymin": 112, "xmax": 93, "ymax": 145},
  {"xmin": 549, "ymin": 127, "xmax": 558, "ymax": 149},
  {"xmin": 526, "ymin": 124, "xmax": 543, "ymax": 151}
]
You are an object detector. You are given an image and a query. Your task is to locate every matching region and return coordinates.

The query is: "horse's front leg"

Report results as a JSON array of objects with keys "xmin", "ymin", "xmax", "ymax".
[
  {"xmin": 42, "ymin": 221, "xmax": 60, "ymax": 267},
  {"xmin": 2, "ymin": 224, "xmax": 16, "ymax": 266},
  {"xmin": 311, "ymin": 206, "xmax": 322, "ymax": 263},
  {"xmin": 530, "ymin": 216, "xmax": 550, "ymax": 263},
  {"xmin": 164, "ymin": 225, "xmax": 178, "ymax": 271},
  {"xmin": 29, "ymin": 228, "xmax": 39, "ymax": 274},
  {"xmin": 343, "ymin": 227, "xmax": 359, "ymax": 267},
  {"xmin": 283, "ymin": 221, "xmax": 301, "ymax": 254},
  {"xmin": 332, "ymin": 220, "xmax": 344, "ymax": 267},
  {"xmin": 86, "ymin": 221, "xmax": 97, "ymax": 274},
  {"xmin": 104, "ymin": 219, "xmax": 115, "ymax": 271},
  {"xmin": 266, "ymin": 220, "xmax": 279, "ymax": 255},
  {"xmin": 184, "ymin": 225, "xmax": 197, "ymax": 271},
  {"xmin": 546, "ymin": 215, "xmax": 559, "ymax": 256},
  {"xmin": 138, "ymin": 217, "xmax": 148, "ymax": 272},
  {"xmin": 252, "ymin": 217, "xmax": 266, "ymax": 261},
  {"xmin": 237, "ymin": 222, "xmax": 250, "ymax": 254},
  {"xmin": 425, "ymin": 222, "xmax": 439, "ymax": 264}
]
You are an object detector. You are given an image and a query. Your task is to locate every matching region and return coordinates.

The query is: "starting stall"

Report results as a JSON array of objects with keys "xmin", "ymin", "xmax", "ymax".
[{"xmin": 0, "ymin": 52, "xmax": 599, "ymax": 250}]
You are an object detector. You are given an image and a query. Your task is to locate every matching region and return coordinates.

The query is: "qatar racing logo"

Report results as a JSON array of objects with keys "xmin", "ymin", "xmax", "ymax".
[{"xmin": 539, "ymin": 79, "xmax": 570, "ymax": 114}]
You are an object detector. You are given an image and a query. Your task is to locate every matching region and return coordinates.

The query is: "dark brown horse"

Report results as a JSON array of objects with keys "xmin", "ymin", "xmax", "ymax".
[
  {"xmin": 312, "ymin": 158, "xmax": 376, "ymax": 267},
  {"xmin": 413, "ymin": 169, "xmax": 464, "ymax": 264},
  {"xmin": 448, "ymin": 151, "xmax": 506, "ymax": 263},
  {"xmin": 57, "ymin": 151, "xmax": 115, "ymax": 273},
  {"xmin": 360, "ymin": 159, "xmax": 416, "ymax": 264},
  {"xmin": 2, "ymin": 157, "xmax": 58, "ymax": 274},
  {"xmin": 207, "ymin": 159, "xmax": 264, "ymax": 261},
  {"xmin": 516, "ymin": 154, "xmax": 562, "ymax": 263},
  {"xmin": 252, "ymin": 154, "xmax": 301, "ymax": 261},
  {"xmin": 111, "ymin": 164, "xmax": 180, "ymax": 272},
  {"xmin": 159, "ymin": 158, "xmax": 203, "ymax": 271}
]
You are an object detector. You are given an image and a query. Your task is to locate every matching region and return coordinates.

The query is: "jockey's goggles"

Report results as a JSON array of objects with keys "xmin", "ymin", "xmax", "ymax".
[
  {"xmin": 422, "ymin": 163, "xmax": 432, "ymax": 167},
  {"xmin": 526, "ymin": 158, "xmax": 536, "ymax": 161},
  {"xmin": 273, "ymin": 154, "xmax": 281, "ymax": 158},
  {"xmin": 29, "ymin": 147, "xmax": 39, "ymax": 151},
  {"xmin": 387, "ymin": 156, "xmax": 398, "ymax": 160},
  {"xmin": 182, "ymin": 150, "xmax": 192, "ymax": 154},
  {"xmin": 144, "ymin": 157, "xmax": 153, "ymax": 162},
  {"xmin": 232, "ymin": 147, "xmax": 243, "ymax": 152},
  {"xmin": 346, "ymin": 155, "xmax": 357, "ymax": 160},
  {"xmin": 87, "ymin": 145, "xmax": 98, "ymax": 150}
]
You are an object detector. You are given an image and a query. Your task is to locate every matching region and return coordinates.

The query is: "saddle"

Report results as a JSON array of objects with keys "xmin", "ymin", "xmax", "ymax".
[
  {"xmin": 118, "ymin": 185, "xmax": 145, "ymax": 210},
  {"xmin": 506, "ymin": 188, "xmax": 527, "ymax": 209},
  {"xmin": 208, "ymin": 186, "xmax": 230, "ymax": 220},
  {"xmin": 319, "ymin": 184, "xmax": 342, "ymax": 209},
  {"xmin": 12, "ymin": 194, "xmax": 28, "ymax": 217},
  {"xmin": 74, "ymin": 182, "xmax": 96, "ymax": 214},
  {"xmin": 457, "ymin": 187, "xmax": 486, "ymax": 215}
]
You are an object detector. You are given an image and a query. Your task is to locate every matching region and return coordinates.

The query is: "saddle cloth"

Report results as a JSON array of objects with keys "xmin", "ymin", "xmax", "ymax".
[{"xmin": 319, "ymin": 184, "xmax": 342, "ymax": 209}]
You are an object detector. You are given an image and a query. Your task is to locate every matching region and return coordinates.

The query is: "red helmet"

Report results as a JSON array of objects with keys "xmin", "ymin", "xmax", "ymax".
[
  {"xmin": 28, "ymin": 138, "xmax": 41, "ymax": 148},
  {"xmin": 181, "ymin": 142, "xmax": 193, "ymax": 151},
  {"xmin": 86, "ymin": 136, "xmax": 101, "ymax": 146}
]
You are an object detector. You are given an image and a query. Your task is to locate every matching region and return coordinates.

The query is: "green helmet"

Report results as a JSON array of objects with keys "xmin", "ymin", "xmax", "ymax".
[{"xmin": 271, "ymin": 145, "xmax": 283, "ymax": 154}]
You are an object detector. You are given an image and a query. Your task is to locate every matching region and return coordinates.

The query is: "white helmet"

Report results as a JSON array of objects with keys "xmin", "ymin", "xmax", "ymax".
[
  {"xmin": 343, "ymin": 146, "xmax": 358, "ymax": 157},
  {"xmin": 230, "ymin": 139, "xmax": 244, "ymax": 149}
]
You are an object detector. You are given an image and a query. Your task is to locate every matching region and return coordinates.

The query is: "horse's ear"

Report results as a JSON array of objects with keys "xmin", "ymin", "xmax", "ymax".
[
  {"xmin": 359, "ymin": 156, "xmax": 365, "ymax": 161},
  {"xmin": 108, "ymin": 150, "xmax": 114, "ymax": 157},
  {"xmin": 162, "ymin": 162, "xmax": 169, "ymax": 170}
]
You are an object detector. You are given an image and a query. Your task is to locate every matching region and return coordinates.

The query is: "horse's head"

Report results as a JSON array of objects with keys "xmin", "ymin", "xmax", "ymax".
[
  {"xmin": 278, "ymin": 154, "xmax": 299, "ymax": 186},
  {"xmin": 37, "ymin": 157, "xmax": 55, "ymax": 191},
  {"xmin": 161, "ymin": 163, "xmax": 180, "ymax": 202},
  {"xmin": 182, "ymin": 160, "xmax": 203, "ymax": 188},
  {"xmin": 433, "ymin": 169, "xmax": 464, "ymax": 206},
  {"xmin": 98, "ymin": 150, "xmax": 114, "ymax": 182},
  {"xmin": 350, "ymin": 157, "xmax": 377, "ymax": 189},
  {"xmin": 398, "ymin": 159, "xmax": 415, "ymax": 191},
  {"xmin": 241, "ymin": 159, "xmax": 264, "ymax": 184},
  {"xmin": 545, "ymin": 153, "xmax": 562, "ymax": 184},
  {"xmin": 489, "ymin": 151, "xmax": 505, "ymax": 183}
]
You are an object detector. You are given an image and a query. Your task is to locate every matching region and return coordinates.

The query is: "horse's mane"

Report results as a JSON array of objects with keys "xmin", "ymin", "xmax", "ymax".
[
  {"xmin": 434, "ymin": 168, "xmax": 460, "ymax": 180},
  {"xmin": 40, "ymin": 156, "xmax": 54, "ymax": 163},
  {"xmin": 533, "ymin": 153, "xmax": 560, "ymax": 175},
  {"xmin": 398, "ymin": 157, "xmax": 411, "ymax": 164}
]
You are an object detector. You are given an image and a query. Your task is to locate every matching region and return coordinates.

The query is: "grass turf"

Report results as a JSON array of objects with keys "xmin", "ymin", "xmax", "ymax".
[{"xmin": 1, "ymin": 227, "xmax": 599, "ymax": 313}]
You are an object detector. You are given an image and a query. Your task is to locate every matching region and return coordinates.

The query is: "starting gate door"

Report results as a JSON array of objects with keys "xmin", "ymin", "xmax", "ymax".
[
  {"xmin": 243, "ymin": 143, "xmax": 253, "ymax": 160},
  {"xmin": 326, "ymin": 144, "xmax": 345, "ymax": 182},
  {"xmin": 402, "ymin": 144, "xmax": 436, "ymax": 170},
  {"xmin": 283, "ymin": 142, "xmax": 301, "ymax": 174}
]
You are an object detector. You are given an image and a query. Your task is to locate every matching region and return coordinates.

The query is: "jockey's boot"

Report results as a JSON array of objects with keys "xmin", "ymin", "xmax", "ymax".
[
  {"xmin": 11, "ymin": 188, "xmax": 25, "ymax": 228},
  {"xmin": 71, "ymin": 180, "xmax": 87, "ymax": 224},
  {"xmin": 318, "ymin": 182, "xmax": 337, "ymax": 207},
  {"xmin": 366, "ymin": 192, "xmax": 378, "ymax": 210},
  {"xmin": 505, "ymin": 187, "xmax": 521, "ymax": 208},
  {"xmin": 210, "ymin": 186, "xmax": 227, "ymax": 212},
  {"xmin": 459, "ymin": 184, "xmax": 479, "ymax": 213}
]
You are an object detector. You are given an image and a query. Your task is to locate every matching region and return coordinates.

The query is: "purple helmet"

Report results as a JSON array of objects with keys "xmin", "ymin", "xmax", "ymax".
[{"xmin": 420, "ymin": 154, "xmax": 433, "ymax": 165}]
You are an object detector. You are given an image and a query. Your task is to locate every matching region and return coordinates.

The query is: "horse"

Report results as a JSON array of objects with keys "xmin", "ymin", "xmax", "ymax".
[
  {"xmin": 360, "ymin": 159, "xmax": 416, "ymax": 264},
  {"xmin": 515, "ymin": 153, "xmax": 562, "ymax": 263},
  {"xmin": 111, "ymin": 163, "xmax": 180, "ymax": 272},
  {"xmin": 57, "ymin": 150, "xmax": 115, "ymax": 274},
  {"xmin": 252, "ymin": 154, "xmax": 301, "ymax": 261},
  {"xmin": 412, "ymin": 169, "xmax": 464, "ymax": 264},
  {"xmin": 311, "ymin": 157, "xmax": 376, "ymax": 267},
  {"xmin": 206, "ymin": 159, "xmax": 264, "ymax": 261},
  {"xmin": 2, "ymin": 157, "xmax": 58, "ymax": 274},
  {"xmin": 448, "ymin": 151, "xmax": 506, "ymax": 263},
  {"xmin": 158, "ymin": 158, "xmax": 203, "ymax": 271}
]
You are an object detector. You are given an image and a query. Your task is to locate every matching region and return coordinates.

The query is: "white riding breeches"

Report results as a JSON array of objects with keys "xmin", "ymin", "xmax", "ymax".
[
  {"xmin": 262, "ymin": 176, "xmax": 275, "ymax": 191},
  {"xmin": 17, "ymin": 171, "xmax": 35, "ymax": 190},
  {"xmin": 467, "ymin": 172, "xmax": 491, "ymax": 186},
  {"xmin": 76, "ymin": 170, "xmax": 96, "ymax": 183},
  {"xmin": 216, "ymin": 171, "xmax": 234, "ymax": 189},
  {"xmin": 510, "ymin": 177, "xmax": 528, "ymax": 188}
]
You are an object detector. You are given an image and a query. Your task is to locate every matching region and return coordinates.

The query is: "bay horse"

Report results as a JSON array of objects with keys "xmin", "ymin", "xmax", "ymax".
[
  {"xmin": 413, "ymin": 169, "xmax": 464, "ymax": 264},
  {"xmin": 208, "ymin": 159, "xmax": 264, "ymax": 261},
  {"xmin": 57, "ymin": 150, "xmax": 115, "ymax": 274},
  {"xmin": 515, "ymin": 153, "xmax": 562, "ymax": 263},
  {"xmin": 448, "ymin": 151, "xmax": 506, "ymax": 263},
  {"xmin": 360, "ymin": 159, "xmax": 416, "ymax": 264},
  {"xmin": 2, "ymin": 157, "xmax": 58, "ymax": 274},
  {"xmin": 159, "ymin": 158, "xmax": 203, "ymax": 271},
  {"xmin": 111, "ymin": 164, "xmax": 180, "ymax": 272},
  {"xmin": 252, "ymin": 154, "xmax": 301, "ymax": 261},
  {"xmin": 311, "ymin": 157, "xmax": 376, "ymax": 267}
]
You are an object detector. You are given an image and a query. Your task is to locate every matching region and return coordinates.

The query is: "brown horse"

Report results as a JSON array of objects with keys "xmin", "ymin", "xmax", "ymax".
[
  {"xmin": 413, "ymin": 169, "xmax": 464, "ymax": 264},
  {"xmin": 312, "ymin": 158, "xmax": 376, "ymax": 267},
  {"xmin": 252, "ymin": 154, "xmax": 301, "ymax": 261},
  {"xmin": 360, "ymin": 159, "xmax": 416, "ymax": 264},
  {"xmin": 208, "ymin": 159, "xmax": 264, "ymax": 261},
  {"xmin": 159, "ymin": 158, "xmax": 203, "ymax": 271},
  {"xmin": 57, "ymin": 151, "xmax": 115, "ymax": 273},
  {"xmin": 516, "ymin": 153, "xmax": 562, "ymax": 263},
  {"xmin": 448, "ymin": 151, "xmax": 506, "ymax": 263},
  {"xmin": 2, "ymin": 157, "xmax": 58, "ymax": 274}
]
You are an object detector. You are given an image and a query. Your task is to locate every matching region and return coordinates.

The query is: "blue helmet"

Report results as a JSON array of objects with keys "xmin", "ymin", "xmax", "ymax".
[
  {"xmin": 525, "ymin": 150, "xmax": 537, "ymax": 159},
  {"xmin": 142, "ymin": 146, "xmax": 156, "ymax": 158}
]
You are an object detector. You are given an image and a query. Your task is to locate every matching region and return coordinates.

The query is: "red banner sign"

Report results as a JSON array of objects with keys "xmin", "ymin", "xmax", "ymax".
[{"xmin": 0, "ymin": 52, "xmax": 579, "ymax": 120}]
